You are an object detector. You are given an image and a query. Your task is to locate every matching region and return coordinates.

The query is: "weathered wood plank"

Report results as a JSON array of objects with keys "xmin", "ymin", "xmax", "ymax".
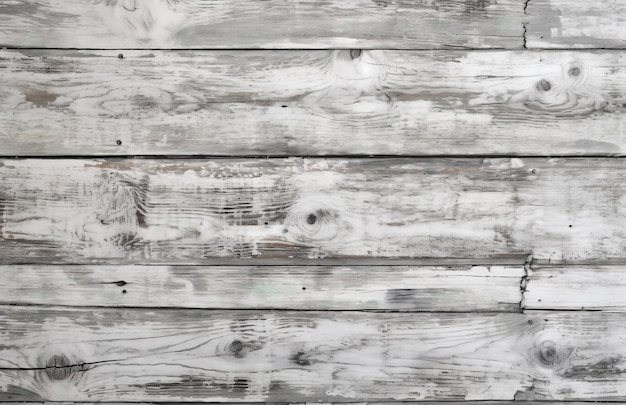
[
  {"xmin": 526, "ymin": 0, "xmax": 626, "ymax": 48},
  {"xmin": 0, "ymin": 401, "xmax": 608, "ymax": 405},
  {"xmin": 1, "ymin": 308, "xmax": 626, "ymax": 401},
  {"xmin": 0, "ymin": 264, "xmax": 524, "ymax": 311},
  {"xmin": 0, "ymin": 158, "xmax": 624, "ymax": 264},
  {"xmin": 0, "ymin": 0, "xmax": 524, "ymax": 49},
  {"xmin": 2, "ymin": 49, "xmax": 626, "ymax": 156},
  {"xmin": 524, "ymin": 265, "xmax": 626, "ymax": 312}
]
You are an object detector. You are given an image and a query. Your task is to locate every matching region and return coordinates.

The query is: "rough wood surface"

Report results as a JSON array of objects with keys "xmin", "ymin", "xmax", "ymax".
[
  {"xmin": 2, "ymin": 49, "xmax": 626, "ymax": 156},
  {"xmin": 0, "ymin": 158, "xmax": 624, "ymax": 264},
  {"xmin": 0, "ymin": 264, "xmax": 524, "ymax": 311},
  {"xmin": 524, "ymin": 265, "xmax": 626, "ymax": 311},
  {"xmin": 0, "ymin": 403, "xmax": 613, "ymax": 405},
  {"xmin": 1, "ymin": 308, "xmax": 626, "ymax": 401},
  {"xmin": 0, "ymin": 0, "xmax": 524, "ymax": 49},
  {"xmin": 526, "ymin": 0, "xmax": 626, "ymax": 48}
]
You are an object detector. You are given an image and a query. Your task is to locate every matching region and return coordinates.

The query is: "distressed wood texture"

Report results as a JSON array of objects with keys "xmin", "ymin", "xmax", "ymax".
[
  {"xmin": 0, "ymin": 0, "xmax": 524, "ymax": 49},
  {"xmin": 2, "ymin": 49, "xmax": 626, "ymax": 156},
  {"xmin": 524, "ymin": 265, "xmax": 626, "ymax": 312},
  {"xmin": 1, "ymin": 308, "xmax": 626, "ymax": 401},
  {"xmin": 0, "ymin": 403, "xmax": 615, "ymax": 405},
  {"xmin": 0, "ymin": 264, "xmax": 524, "ymax": 311},
  {"xmin": 526, "ymin": 0, "xmax": 626, "ymax": 48},
  {"xmin": 0, "ymin": 158, "xmax": 624, "ymax": 264}
]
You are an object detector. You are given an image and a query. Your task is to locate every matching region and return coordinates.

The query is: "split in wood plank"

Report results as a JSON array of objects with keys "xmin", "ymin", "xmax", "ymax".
[
  {"xmin": 0, "ymin": 158, "xmax": 624, "ymax": 264},
  {"xmin": 1, "ymin": 50, "xmax": 626, "ymax": 156},
  {"xmin": 0, "ymin": 0, "xmax": 524, "ymax": 49},
  {"xmin": 0, "ymin": 264, "xmax": 525, "ymax": 312},
  {"xmin": 526, "ymin": 0, "xmax": 626, "ymax": 49},
  {"xmin": 1, "ymin": 308, "xmax": 626, "ymax": 401}
]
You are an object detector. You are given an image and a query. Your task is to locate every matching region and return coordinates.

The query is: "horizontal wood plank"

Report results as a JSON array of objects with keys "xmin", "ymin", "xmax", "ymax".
[
  {"xmin": 526, "ymin": 0, "xmax": 626, "ymax": 48},
  {"xmin": 0, "ymin": 0, "xmax": 523, "ymax": 49},
  {"xmin": 1, "ymin": 308, "xmax": 626, "ymax": 401},
  {"xmin": 0, "ymin": 264, "xmax": 524, "ymax": 311},
  {"xmin": 0, "ymin": 403, "xmax": 614, "ymax": 405},
  {"xmin": 2, "ymin": 49, "xmax": 626, "ymax": 156},
  {"xmin": 524, "ymin": 265, "xmax": 626, "ymax": 311},
  {"xmin": 0, "ymin": 158, "xmax": 624, "ymax": 264}
]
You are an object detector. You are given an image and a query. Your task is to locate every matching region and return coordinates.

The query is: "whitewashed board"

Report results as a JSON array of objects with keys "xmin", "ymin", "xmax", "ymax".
[
  {"xmin": 1, "ymin": 50, "xmax": 625, "ymax": 156},
  {"xmin": 0, "ymin": 0, "xmax": 524, "ymax": 49},
  {"xmin": 0, "ymin": 308, "xmax": 626, "ymax": 401},
  {"xmin": 526, "ymin": 0, "xmax": 626, "ymax": 48},
  {"xmin": 0, "ymin": 264, "xmax": 524, "ymax": 312},
  {"xmin": 0, "ymin": 158, "xmax": 624, "ymax": 264}
]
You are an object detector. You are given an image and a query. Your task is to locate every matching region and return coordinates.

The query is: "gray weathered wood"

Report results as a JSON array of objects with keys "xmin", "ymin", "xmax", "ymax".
[
  {"xmin": 0, "ymin": 308, "xmax": 625, "ymax": 401},
  {"xmin": 524, "ymin": 265, "xmax": 626, "ymax": 311},
  {"xmin": 0, "ymin": 403, "xmax": 616, "ymax": 405},
  {"xmin": 0, "ymin": 0, "xmax": 524, "ymax": 49},
  {"xmin": 526, "ymin": 0, "xmax": 626, "ymax": 48},
  {"xmin": 2, "ymin": 49, "xmax": 626, "ymax": 156},
  {"xmin": 0, "ymin": 158, "xmax": 624, "ymax": 264},
  {"xmin": 0, "ymin": 264, "xmax": 524, "ymax": 311}
]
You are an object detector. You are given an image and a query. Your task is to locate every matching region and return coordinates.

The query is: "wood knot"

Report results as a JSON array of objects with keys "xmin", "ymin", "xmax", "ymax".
[
  {"xmin": 536, "ymin": 79, "xmax": 551, "ymax": 92},
  {"xmin": 306, "ymin": 213, "xmax": 317, "ymax": 225},
  {"xmin": 230, "ymin": 340, "xmax": 245, "ymax": 358},
  {"xmin": 537, "ymin": 340, "xmax": 559, "ymax": 367},
  {"xmin": 568, "ymin": 66, "xmax": 581, "ymax": 77},
  {"xmin": 44, "ymin": 354, "xmax": 83, "ymax": 381},
  {"xmin": 350, "ymin": 49, "xmax": 362, "ymax": 60},
  {"xmin": 290, "ymin": 350, "xmax": 312, "ymax": 366}
]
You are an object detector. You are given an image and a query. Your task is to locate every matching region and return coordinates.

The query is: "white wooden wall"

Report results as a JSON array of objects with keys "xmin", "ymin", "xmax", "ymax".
[{"xmin": 0, "ymin": 0, "xmax": 625, "ymax": 403}]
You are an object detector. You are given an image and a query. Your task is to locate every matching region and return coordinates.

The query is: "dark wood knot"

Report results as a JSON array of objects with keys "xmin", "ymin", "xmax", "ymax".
[
  {"xmin": 568, "ymin": 66, "xmax": 581, "ymax": 77},
  {"xmin": 306, "ymin": 213, "xmax": 317, "ymax": 225},
  {"xmin": 537, "ymin": 340, "xmax": 558, "ymax": 367},
  {"xmin": 536, "ymin": 79, "xmax": 551, "ymax": 92},
  {"xmin": 230, "ymin": 340, "xmax": 245, "ymax": 358},
  {"xmin": 350, "ymin": 49, "xmax": 362, "ymax": 60},
  {"xmin": 290, "ymin": 350, "xmax": 312, "ymax": 366},
  {"xmin": 44, "ymin": 354, "xmax": 78, "ymax": 381}
]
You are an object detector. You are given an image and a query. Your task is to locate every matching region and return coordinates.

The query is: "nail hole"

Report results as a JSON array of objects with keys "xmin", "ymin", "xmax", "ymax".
[
  {"xmin": 569, "ymin": 224, "xmax": 572, "ymax": 228},
  {"xmin": 118, "ymin": 53, "xmax": 124, "ymax": 59},
  {"xmin": 302, "ymin": 287, "xmax": 306, "ymax": 291},
  {"xmin": 116, "ymin": 140, "xmax": 122, "ymax": 146},
  {"xmin": 531, "ymin": 169, "xmax": 536, "ymax": 174},
  {"xmin": 122, "ymin": 289, "xmax": 127, "ymax": 294},
  {"xmin": 306, "ymin": 214, "xmax": 317, "ymax": 225}
]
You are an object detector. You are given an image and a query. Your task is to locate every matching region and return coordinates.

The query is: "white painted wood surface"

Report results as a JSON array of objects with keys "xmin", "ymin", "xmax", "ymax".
[
  {"xmin": 0, "ymin": 264, "xmax": 524, "ymax": 311},
  {"xmin": 524, "ymin": 265, "xmax": 626, "ymax": 311},
  {"xmin": 0, "ymin": 158, "xmax": 624, "ymax": 264},
  {"xmin": 526, "ymin": 0, "xmax": 626, "ymax": 48},
  {"xmin": 1, "ymin": 308, "xmax": 625, "ymax": 401},
  {"xmin": 0, "ymin": 0, "xmax": 524, "ymax": 49},
  {"xmin": 2, "ymin": 50, "xmax": 625, "ymax": 156}
]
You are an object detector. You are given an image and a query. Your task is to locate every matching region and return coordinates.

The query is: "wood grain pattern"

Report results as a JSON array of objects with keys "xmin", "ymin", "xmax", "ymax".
[
  {"xmin": 0, "ymin": 158, "xmax": 624, "ymax": 264},
  {"xmin": 526, "ymin": 0, "xmax": 626, "ymax": 48},
  {"xmin": 0, "ymin": 0, "xmax": 524, "ymax": 49},
  {"xmin": 2, "ymin": 49, "xmax": 626, "ymax": 156},
  {"xmin": 524, "ymin": 265, "xmax": 626, "ymax": 312},
  {"xmin": 1, "ymin": 308, "xmax": 626, "ymax": 401},
  {"xmin": 0, "ymin": 264, "xmax": 524, "ymax": 311}
]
